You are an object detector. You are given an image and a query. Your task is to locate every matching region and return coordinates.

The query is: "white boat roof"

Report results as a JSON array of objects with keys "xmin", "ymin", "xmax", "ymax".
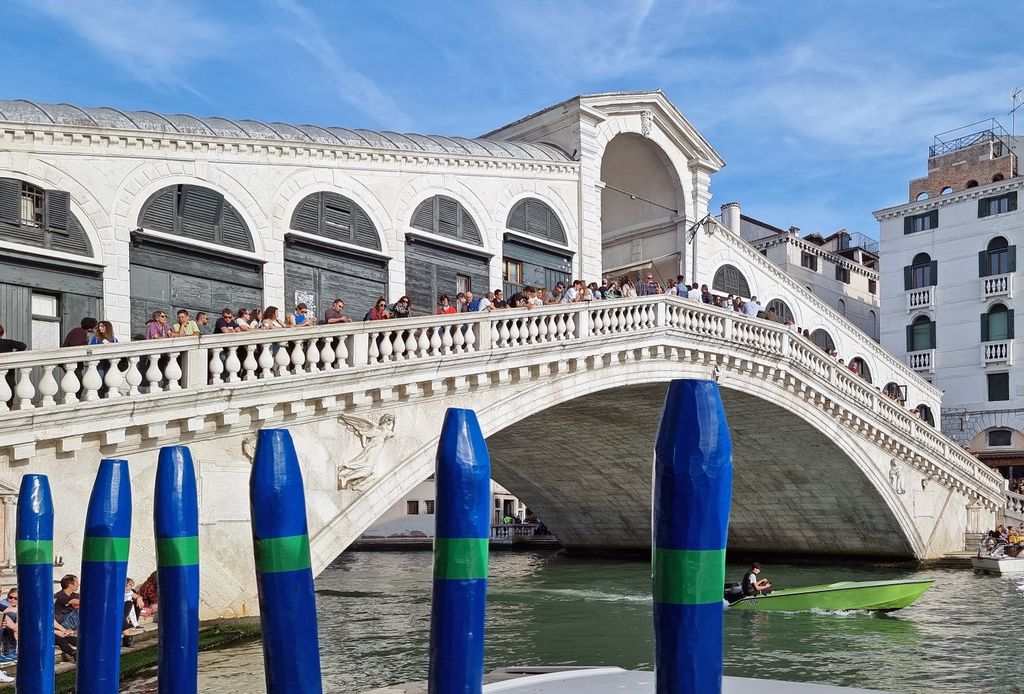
[{"xmin": 479, "ymin": 669, "xmax": 892, "ymax": 694}]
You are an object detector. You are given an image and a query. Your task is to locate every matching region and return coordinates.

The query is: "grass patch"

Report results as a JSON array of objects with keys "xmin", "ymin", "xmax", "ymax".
[{"xmin": 54, "ymin": 622, "xmax": 262, "ymax": 693}]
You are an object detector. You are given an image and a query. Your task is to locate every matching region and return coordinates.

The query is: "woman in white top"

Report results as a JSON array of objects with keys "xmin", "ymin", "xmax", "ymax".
[
  {"xmin": 621, "ymin": 279, "xmax": 638, "ymax": 298},
  {"xmin": 260, "ymin": 306, "xmax": 288, "ymax": 330}
]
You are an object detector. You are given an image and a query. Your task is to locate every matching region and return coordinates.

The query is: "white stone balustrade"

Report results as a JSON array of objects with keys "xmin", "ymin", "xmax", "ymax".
[
  {"xmin": 907, "ymin": 349, "xmax": 935, "ymax": 373},
  {"xmin": 983, "ymin": 273, "xmax": 1013, "ymax": 299},
  {"xmin": 982, "ymin": 340, "xmax": 1013, "ymax": 366},
  {"xmin": 1007, "ymin": 491, "xmax": 1024, "ymax": 519},
  {"xmin": 0, "ymin": 295, "xmax": 1008, "ymax": 512},
  {"xmin": 906, "ymin": 287, "xmax": 934, "ymax": 312}
]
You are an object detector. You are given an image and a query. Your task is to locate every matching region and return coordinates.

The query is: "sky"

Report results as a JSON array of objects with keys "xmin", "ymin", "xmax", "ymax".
[{"xmin": 1, "ymin": 0, "xmax": 1021, "ymax": 238}]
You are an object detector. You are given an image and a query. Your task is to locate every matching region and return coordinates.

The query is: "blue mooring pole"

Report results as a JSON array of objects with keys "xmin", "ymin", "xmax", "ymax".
[
  {"xmin": 428, "ymin": 408, "xmax": 491, "ymax": 694},
  {"xmin": 16, "ymin": 474, "xmax": 55, "ymax": 693},
  {"xmin": 154, "ymin": 445, "xmax": 200, "ymax": 694},
  {"xmin": 652, "ymin": 380, "xmax": 733, "ymax": 694},
  {"xmin": 250, "ymin": 429, "xmax": 323, "ymax": 694},
  {"xmin": 77, "ymin": 459, "xmax": 133, "ymax": 694}
]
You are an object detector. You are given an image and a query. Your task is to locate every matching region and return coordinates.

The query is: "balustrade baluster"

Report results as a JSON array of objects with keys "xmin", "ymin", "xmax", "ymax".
[
  {"xmin": 416, "ymin": 330, "xmax": 430, "ymax": 357},
  {"xmin": 81, "ymin": 361, "xmax": 102, "ymax": 401},
  {"xmin": 554, "ymin": 314, "xmax": 567, "ymax": 339},
  {"xmin": 290, "ymin": 341, "xmax": 307, "ymax": 374},
  {"xmin": 536, "ymin": 316, "xmax": 549, "ymax": 343},
  {"xmin": 405, "ymin": 331, "xmax": 418, "ymax": 358},
  {"xmin": 243, "ymin": 345, "xmax": 259, "ymax": 380},
  {"xmin": 497, "ymin": 321, "xmax": 510, "ymax": 348},
  {"xmin": 0, "ymin": 369, "xmax": 10, "ymax": 412},
  {"xmin": 258, "ymin": 344, "xmax": 275, "ymax": 379},
  {"xmin": 508, "ymin": 319, "xmax": 521, "ymax": 345},
  {"xmin": 452, "ymin": 325, "xmax": 466, "ymax": 353},
  {"xmin": 222, "ymin": 347, "xmax": 242, "ymax": 383},
  {"xmin": 37, "ymin": 364, "xmax": 59, "ymax": 407},
  {"xmin": 103, "ymin": 360, "xmax": 123, "ymax": 399},
  {"xmin": 320, "ymin": 339, "xmax": 336, "ymax": 371},
  {"xmin": 165, "ymin": 352, "xmax": 183, "ymax": 390},
  {"xmin": 335, "ymin": 336, "xmax": 350, "ymax": 368},
  {"xmin": 440, "ymin": 327, "xmax": 454, "ymax": 354},
  {"xmin": 464, "ymin": 323, "xmax": 476, "ymax": 352},
  {"xmin": 125, "ymin": 357, "xmax": 142, "ymax": 395},
  {"xmin": 305, "ymin": 340, "xmax": 321, "ymax": 373},
  {"xmin": 60, "ymin": 363, "xmax": 80, "ymax": 404},
  {"xmin": 379, "ymin": 333, "xmax": 395, "ymax": 361},
  {"xmin": 13, "ymin": 368, "xmax": 35, "ymax": 409},
  {"xmin": 526, "ymin": 318, "xmax": 539, "ymax": 343},
  {"xmin": 368, "ymin": 333, "xmax": 381, "ymax": 362},
  {"xmin": 274, "ymin": 342, "xmax": 292, "ymax": 375},
  {"xmin": 208, "ymin": 348, "xmax": 224, "ymax": 385},
  {"xmin": 391, "ymin": 332, "xmax": 406, "ymax": 360},
  {"xmin": 429, "ymin": 328, "xmax": 443, "ymax": 355},
  {"xmin": 592, "ymin": 311, "xmax": 604, "ymax": 335}
]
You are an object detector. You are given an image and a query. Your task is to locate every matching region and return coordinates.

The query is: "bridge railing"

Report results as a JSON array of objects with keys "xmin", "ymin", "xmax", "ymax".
[
  {"xmin": 1006, "ymin": 490, "xmax": 1024, "ymax": 518},
  {"xmin": 0, "ymin": 295, "xmax": 1007, "ymax": 501}
]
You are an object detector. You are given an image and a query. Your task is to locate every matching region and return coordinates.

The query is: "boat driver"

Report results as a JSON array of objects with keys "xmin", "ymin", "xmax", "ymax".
[{"xmin": 741, "ymin": 562, "xmax": 772, "ymax": 596}]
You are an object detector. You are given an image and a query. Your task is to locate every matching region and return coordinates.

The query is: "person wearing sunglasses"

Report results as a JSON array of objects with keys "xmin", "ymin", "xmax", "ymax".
[
  {"xmin": 367, "ymin": 298, "xmax": 392, "ymax": 321},
  {"xmin": 146, "ymin": 310, "xmax": 173, "ymax": 339},
  {"xmin": 390, "ymin": 296, "xmax": 412, "ymax": 319}
]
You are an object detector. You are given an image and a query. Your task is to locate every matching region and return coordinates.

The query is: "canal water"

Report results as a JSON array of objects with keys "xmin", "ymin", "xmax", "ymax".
[{"xmin": 124, "ymin": 551, "xmax": 1023, "ymax": 693}]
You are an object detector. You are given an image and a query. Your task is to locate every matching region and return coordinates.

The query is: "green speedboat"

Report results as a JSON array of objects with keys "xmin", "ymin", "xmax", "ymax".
[{"xmin": 725, "ymin": 578, "xmax": 933, "ymax": 613}]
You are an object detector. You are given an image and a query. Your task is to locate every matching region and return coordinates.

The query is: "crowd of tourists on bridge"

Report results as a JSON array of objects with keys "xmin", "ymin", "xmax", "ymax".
[{"xmin": 0, "ymin": 570, "xmax": 159, "ymax": 677}]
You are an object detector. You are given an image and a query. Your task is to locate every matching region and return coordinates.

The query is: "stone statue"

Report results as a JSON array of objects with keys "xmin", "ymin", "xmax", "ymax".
[
  {"xmin": 241, "ymin": 432, "xmax": 258, "ymax": 463},
  {"xmin": 888, "ymin": 459, "xmax": 906, "ymax": 495},
  {"xmin": 336, "ymin": 413, "xmax": 397, "ymax": 490}
]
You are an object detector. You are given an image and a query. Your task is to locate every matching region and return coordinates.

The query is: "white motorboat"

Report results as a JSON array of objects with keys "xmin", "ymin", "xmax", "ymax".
[{"xmin": 971, "ymin": 553, "xmax": 1024, "ymax": 573}]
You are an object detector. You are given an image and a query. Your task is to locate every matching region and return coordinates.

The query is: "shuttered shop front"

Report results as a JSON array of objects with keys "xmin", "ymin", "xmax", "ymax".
[
  {"xmin": 284, "ymin": 236, "xmax": 388, "ymax": 321},
  {"xmin": 404, "ymin": 236, "xmax": 489, "ymax": 315},
  {"xmin": 502, "ymin": 234, "xmax": 572, "ymax": 296},
  {"xmin": 129, "ymin": 235, "xmax": 263, "ymax": 339}
]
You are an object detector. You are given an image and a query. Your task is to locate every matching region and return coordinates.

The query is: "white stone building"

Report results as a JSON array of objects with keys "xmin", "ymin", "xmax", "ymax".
[
  {"xmin": 721, "ymin": 203, "xmax": 881, "ymax": 348},
  {"xmin": 875, "ymin": 121, "xmax": 1024, "ymax": 482}
]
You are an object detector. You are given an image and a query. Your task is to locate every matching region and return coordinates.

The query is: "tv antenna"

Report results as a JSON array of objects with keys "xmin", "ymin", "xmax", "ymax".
[{"xmin": 1011, "ymin": 87, "xmax": 1023, "ymax": 137}]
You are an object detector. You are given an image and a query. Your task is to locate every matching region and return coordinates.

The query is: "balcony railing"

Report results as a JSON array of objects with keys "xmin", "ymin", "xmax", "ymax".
[
  {"xmin": 906, "ymin": 288, "xmax": 934, "ymax": 312},
  {"xmin": 983, "ymin": 273, "xmax": 1013, "ymax": 300},
  {"xmin": 982, "ymin": 340, "xmax": 1013, "ymax": 366},
  {"xmin": 908, "ymin": 349, "xmax": 935, "ymax": 373}
]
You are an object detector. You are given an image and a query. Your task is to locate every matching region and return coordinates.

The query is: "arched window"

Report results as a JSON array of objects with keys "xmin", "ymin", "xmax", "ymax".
[
  {"xmin": 940, "ymin": 186, "xmax": 953, "ymax": 195},
  {"xmin": 849, "ymin": 357, "xmax": 872, "ymax": 382},
  {"xmin": 966, "ymin": 179, "xmax": 979, "ymax": 188},
  {"xmin": 981, "ymin": 236, "xmax": 1013, "ymax": 276},
  {"xmin": 916, "ymin": 191, "xmax": 929, "ymax": 201},
  {"xmin": 988, "ymin": 428, "xmax": 1013, "ymax": 447},
  {"xmin": 837, "ymin": 298, "xmax": 847, "ymax": 317},
  {"xmin": 868, "ymin": 310, "xmax": 877, "ymax": 340},
  {"xmin": 916, "ymin": 404, "xmax": 935, "ymax": 427},
  {"xmin": 290, "ymin": 191, "xmax": 381, "ymax": 250},
  {"xmin": 765, "ymin": 298, "xmax": 792, "ymax": 323},
  {"xmin": 506, "ymin": 198, "xmax": 566, "ymax": 245},
  {"xmin": 712, "ymin": 264, "xmax": 751, "ymax": 297},
  {"xmin": 0, "ymin": 177, "xmax": 91, "ymax": 256},
  {"xmin": 410, "ymin": 195, "xmax": 482, "ymax": 245},
  {"xmin": 811, "ymin": 328, "xmax": 835, "ymax": 352},
  {"xmin": 982, "ymin": 303, "xmax": 1013, "ymax": 341},
  {"xmin": 993, "ymin": 173, "xmax": 1005, "ymax": 183},
  {"xmin": 906, "ymin": 252, "xmax": 935, "ymax": 289},
  {"xmin": 883, "ymin": 382, "xmax": 905, "ymax": 403},
  {"xmin": 907, "ymin": 315, "xmax": 935, "ymax": 352},
  {"xmin": 139, "ymin": 184, "xmax": 253, "ymax": 252}
]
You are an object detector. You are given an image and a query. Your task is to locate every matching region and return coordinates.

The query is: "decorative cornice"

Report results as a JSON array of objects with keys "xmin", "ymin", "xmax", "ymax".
[
  {"xmin": 0, "ymin": 123, "xmax": 581, "ymax": 177},
  {"xmin": 751, "ymin": 234, "xmax": 880, "ymax": 279},
  {"xmin": 873, "ymin": 177, "xmax": 1024, "ymax": 221}
]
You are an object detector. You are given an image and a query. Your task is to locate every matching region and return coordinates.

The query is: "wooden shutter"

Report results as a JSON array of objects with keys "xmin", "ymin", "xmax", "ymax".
[
  {"xmin": 928, "ymin": 210, "xmax": 939, "ymax": 229},
  {"xmin": 437, "ymin": 197, "xmax": 459, "ymax": 238},
  {"xmin": 1009, "ymin": 309, "xmax": 1016, "ymax": 339},
  {"xmin": 979, "ymin": 250, "xmax": 989, "ymax": 277},
  {"xmin": 1009, "ymin": 246, "xmax": 1017, "ymax": 273},
  {"xmin": 929, "ymin": 260, "xmax": 938, "ymax": 286},
  {"xmin": 219, "ymin": 207, "xmax": 254, "ymax": 252},
  {"xmin": 508, "ymin": 200, "xmax": 528, "ymax": 232},
  {"xmin": 49, "ymin": 217, "xmax": 91, "ymax": 256},
  {"xmin": 903, "ymin": 265, "xmax": 912, "ymax": 290},
  {"xmin": 0, "ymin": 178, "xmax": 21, "ymax": 226},
  {"xmin": 290, "ymin": 194, "xmax": 321, "ymax": 235},
  {"xmin": 322, "ymin": 195, "xmax": 353, "ymax": 244},
  {"xmin": 903, "ymin": 216, "xmax": 913, "ymax": 234},
  {"xmin": 979, "ymin": 199, "xmax": 990, "ymax": 218},
  {"xmin": 460, "ymin": 207, "xmax": 482, "ymax": 245},
  {"xmin": 140, "ymin": 187, "xmax": 178, "ymax": 234},
  {"xmin": 411, "ymin": 198, "xmax": 434, "ymax": 232},
  {"xmin": 179, "ymin": 186, "xmax": 221, "ymax": 244},
  {"xmin": 352, "ymin": 208, "xmax": 381, "ymax": 250},
  {"xmin": 929, "ymin": 320, "xmax": 936, "ymax": 349},
  {"xmin": 906, "ymin": 324, "xmax": 914, "ymax": 352},
  {"xmin": 526, "ymin": 200, "xmax": 548, "ymax": 236},
  {"xmin": 45, "ymin": 189, "xmax": 69, "ymax": 232},
  {"xmin": 981, "ymin": 313, "xmax": 989, "ymax": 342},
  {"xmin": 547, "ymin": 209, "xmax": 566, "ymax": 244},
  {"xmin": 1009, "ymin": 192, "xmax": 1018, "ymax": 212}
]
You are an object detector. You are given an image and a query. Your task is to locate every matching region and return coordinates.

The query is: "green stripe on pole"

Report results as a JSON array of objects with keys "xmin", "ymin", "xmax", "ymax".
[
  {"xmin": 652, "ymin": 548, "xmax": 726, "ymax": 605},
  {"xmin": 157, "ymin": 535, "xmax": 199, "ymax": 567},
  {"xmin": 82, "ymin": 536, "xmax": 131, "ymax": 563},
  {"xmin": 255, "ymin": 534, "xmax": 311, "ymax": 574},
  {"xmin": 433, "ymin": 538, "xmax": 488, "ymax": 580},
  {"xmin": 16, "ymin": 539, "xmax": 53, "ymax": 565}
]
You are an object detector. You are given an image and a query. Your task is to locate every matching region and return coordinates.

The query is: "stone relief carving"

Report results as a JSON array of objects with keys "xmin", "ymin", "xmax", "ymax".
[
  {"xmin": 336, "ymin": 413, "xmax": 397, "ymax": 491},
  {"xmin": 641, "ymin": 109, "xmax": 654, "ymax": 137},
  {"xmin": 241, "ymin": 433, "xmax": 258, "ymax": 463},
  {"xmin": 921, "ymin": 476, "xmax": 929, "ymax": 491},
  {"xmin": 888, "ymin": 459, "xmax": 906, "ymax": 495}
]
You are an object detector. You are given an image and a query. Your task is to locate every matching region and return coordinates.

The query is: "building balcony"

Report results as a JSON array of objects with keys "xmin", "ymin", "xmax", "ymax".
[
  {"xmin": 983, "ymin": 273, "xmax": 1013, "ymax": 300},
  {"xmin": 982, "ymin": 340, "xmax": 1013, "ymax": 366},
  {"xmin": 906, "ymin": 287, "xmax": 934, "ymax": 313},
  {"xmin": 907, "ymin": 349, "xmax": 935, "ymax": 373}
]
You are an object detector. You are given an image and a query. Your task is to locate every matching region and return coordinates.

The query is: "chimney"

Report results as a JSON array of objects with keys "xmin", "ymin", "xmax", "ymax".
[
  {"xmin": 720, "ymin": 202, "xmax": 741, "ymax": 234},
  {"xmin": 788, "ymin": 226, "xmax": 800, "ymax": 236}
]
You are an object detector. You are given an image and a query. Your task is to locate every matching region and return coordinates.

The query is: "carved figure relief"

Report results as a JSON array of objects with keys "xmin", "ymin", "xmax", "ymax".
[
  {"xmin": 337, "ymin": 413, "xmax": 397, "ymax": 490},
  {"xmin": 888, "ymin": 459, "xmax": 906, "ymax": 495},
  {"xmin": 641, "ymin": 109, "xmax": 654, "ymax": 137},
  {"xmin": 241, "ymin": 433, "xmax": 258, "ymax": 463}
]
